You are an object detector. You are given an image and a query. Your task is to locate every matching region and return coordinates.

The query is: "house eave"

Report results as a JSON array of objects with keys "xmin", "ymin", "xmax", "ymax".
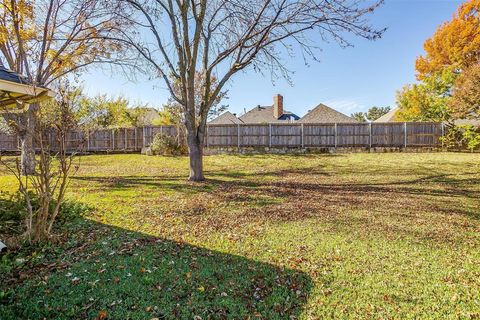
[{"xmin": 0, "ymin": 79, "xmax": 54, "ymax": 112}]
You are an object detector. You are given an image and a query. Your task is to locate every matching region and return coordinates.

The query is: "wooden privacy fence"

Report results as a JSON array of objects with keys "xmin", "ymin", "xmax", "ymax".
[
  {"xmin": 206, "ymin": 122, "xmax": 443, "ymax": 148},
  {"xmin": 0, "ymin": 126, "xmax": 179, "ymax": 152},
  {"xmin": 0, "ymin": 122, "xmax": 443, "ymax": 152}
]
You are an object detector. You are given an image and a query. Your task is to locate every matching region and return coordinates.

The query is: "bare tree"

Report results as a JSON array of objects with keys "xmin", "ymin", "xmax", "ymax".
[
  {"xmin": 112, "ymin": 0, "xmax": 385, "ymax": 181},
  {"xmin": 0, "ymin": 0, "xmax": 123, "ymax": 174}
]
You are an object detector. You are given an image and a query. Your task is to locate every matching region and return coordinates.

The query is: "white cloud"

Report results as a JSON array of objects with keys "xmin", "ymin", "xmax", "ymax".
[{"xmin": 323, "ymin": 98, "xmax": 369, "ymax": 114}]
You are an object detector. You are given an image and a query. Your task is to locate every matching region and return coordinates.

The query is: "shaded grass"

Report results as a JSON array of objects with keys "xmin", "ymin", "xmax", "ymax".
[
  {"xmin": 1, "ymin": 152, "xmax": 480, "ymax": 319},
  {"xmin": 2, "ymin": 221, "xmax": 310, "ymax": 320}
]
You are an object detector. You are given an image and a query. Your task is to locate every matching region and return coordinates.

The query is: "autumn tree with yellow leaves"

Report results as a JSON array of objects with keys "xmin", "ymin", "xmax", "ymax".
[
  {"xmin": 397, "ymin": 0, "xmax": 480, "ymax": 123},
  {"xmin": 0, "ymin": 0, "xmax": 122, "ymax": 174}
]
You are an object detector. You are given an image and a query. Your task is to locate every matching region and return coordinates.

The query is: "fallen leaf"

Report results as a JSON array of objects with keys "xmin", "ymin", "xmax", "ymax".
[{"xmin": 95, "ymin": 310, "xmax": 108, "ymax": 320}]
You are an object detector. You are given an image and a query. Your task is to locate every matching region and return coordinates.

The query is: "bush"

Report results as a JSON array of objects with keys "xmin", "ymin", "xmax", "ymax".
[
  {"xmin": 441, "ymin": 125, "xmax": 480, "ymax": 151},
  {"xmin": 0, "ymin": 191, "xmax": 91, "ymax": 240},
  {"xmin": 150, "ymin": 133, "xmax": 187, "ymax": 156},
  {"xmin": 0, "ymin": 192, "xmax": 30, "ymax": 236},
  {"xmin": 460, "ymin": 125, "xmax": 480, "ymax": 152},
  {"xmin": 440, "ymin": 126, "xmax": 463, "ymax": 150}
]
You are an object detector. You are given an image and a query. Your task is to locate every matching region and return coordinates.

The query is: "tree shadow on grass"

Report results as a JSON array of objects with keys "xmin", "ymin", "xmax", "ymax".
[
  {"xmin": 1, "ymin": 219, "xmax": 313, "ymax": 320},
  {"xmin": 71, "ymin": 172, "xmax": 480, "ymax": 205},
  {"xmin": 70, "ymin": 165, "xmax": 331, "ymax": 194}
]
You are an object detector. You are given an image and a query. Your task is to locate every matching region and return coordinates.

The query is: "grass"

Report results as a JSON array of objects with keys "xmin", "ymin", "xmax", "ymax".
[{"xmin": 1, "ymin": 152, "xmax": 479, "ymax": 319}]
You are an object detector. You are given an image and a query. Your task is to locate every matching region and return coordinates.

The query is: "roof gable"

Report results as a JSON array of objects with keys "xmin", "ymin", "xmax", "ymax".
[
  {"xmin": 373, "ymin": 107, "xmax": 480, "ymax": 127},
  {"xmin": 239, "ymin": 105, "xmax": 299, "ymax": 123},
  {"xmin": 299, "ymin": 104, "xmax": 357, "ymax": 123},
  {"xmin": 208, "ymin": 111, "xmax": 243, "ymax": 124},
  {"xmin": 374, "ymin": 107, "xmax": 400, "ymax": 122}
]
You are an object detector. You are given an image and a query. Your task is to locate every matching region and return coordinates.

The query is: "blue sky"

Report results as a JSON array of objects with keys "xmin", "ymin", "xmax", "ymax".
[{"xmin": 81, "ymin": 0, "xmax": 462, "ymax": 117}]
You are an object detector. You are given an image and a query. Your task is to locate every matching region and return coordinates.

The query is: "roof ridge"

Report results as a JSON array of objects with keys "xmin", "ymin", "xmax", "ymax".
[{"xmin": 299, "ymin": 103, "xmax": 357, "ymax": 123}]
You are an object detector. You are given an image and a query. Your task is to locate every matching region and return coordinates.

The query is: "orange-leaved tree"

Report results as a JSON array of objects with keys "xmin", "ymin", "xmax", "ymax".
[
  {"xmin": 451, "ymin": 63, "xmax": 480, "ymax": 120},
  {"xmin": 416, "ymin": 0, "xmax": 480, "ymax": 80}
]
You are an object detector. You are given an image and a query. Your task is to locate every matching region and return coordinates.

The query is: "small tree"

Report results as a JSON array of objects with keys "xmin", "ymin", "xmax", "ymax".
[
  {"xmin": 351, "ymin": 106, "xmax": 390, "ymax": 122},
  {"xmin": 0, "ymin": 0, "xmax": 123, "ymax": 174},
  {"xmin": 366, "ymin": 106, "xmax": 390, "ymax": 121},
  {"xmin": 395, "ymin": 74, "xmax": 453, "ymax": 123},
  {"xmin": 351, "ymin": 112, "xmax": 367, "ymax": 122},
  {"xmin": 112, "ymin": 0, "xmax": 385, "ymax": 181},
  {"xmin": 441, "ymin": 124, "xmax": 480, "ymax": 152},
  {"xmin": 460, "ymin": 125, "xmax": 480, "ymax": 152},
  {"xmin": 0, "ymin": 86, "xmax": 80, "ymax": 243}
]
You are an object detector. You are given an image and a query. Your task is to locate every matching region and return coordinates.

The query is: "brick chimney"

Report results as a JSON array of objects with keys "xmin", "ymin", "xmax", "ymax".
[{"xmin": 273, "ymin": 94, "xmax": 283, "ymax": 119}]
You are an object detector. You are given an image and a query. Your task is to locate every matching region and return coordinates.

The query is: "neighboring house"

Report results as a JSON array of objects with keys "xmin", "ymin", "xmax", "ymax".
[
  {"xmin": 137, "ymin": 108, "xmax": 161, "ymax": 126},
  {"xmin": 208, "ymin": 111, "xmax": 243, "ymax": 124},
  {"xmin": 208, "ymin": 94, "xmax": 360, "ymax": 124},
  {"xmin": 454, "ymin": 118, "xmax": 480, "ymax": 127},
  {"xmin": 238, "ymin": 94, "xmax": 300, "ymax": 124},
  {"xmin": 374, "ymin": 107, "xmax": 480, "ymax": 127},
  {"xmin": 374, "ymin": 107, "xmax": 400, "ymax": 122},
  {"xmin": 208, "ymin": 94, "xmax": 300, "ymax": 124},
  {"xmin": 299, "ymin": 103, "xmax": 358, "ymax": 123}
]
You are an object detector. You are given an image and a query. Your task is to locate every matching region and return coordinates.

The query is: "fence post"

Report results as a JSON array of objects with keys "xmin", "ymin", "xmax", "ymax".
[
  {"xmin": 369, "ymin": 123, "xmax": 372, "ymax": 149},
  {"xmin": 334, "ymin": 123, "xmax": 337, "ymax": 149},
  {"xmin": 206, "ymin": 125, "xmax": 209, "ymax": 148},
  {"xmin": 441, "ymin": 123, "xmax": 445, "ymax": 149},
  {"xmin": 404, "ymin": 122, "xmax": 407, "ymax": 149},
  {"xmin": 48, "ymin": 131, "xmax": 52, "ymax": 149},
  {"xmin": 112, "ymin": 129, "xmax": 115, "ymax": 150},
  {"xmin": 269, "ymin": 124, "xmax": 272, "ymax": 148},
  {"xmin": 237, "ymin": 124, "xmax": 241, "ymax": 150},
  {"xmin": 301, "ymin": 124, "xmax": 304, "ymax": 148},
  {"xmin": 134, "ymin": 128, "xmax": 137, "ymax": 151},
  {"xmin": 124, "ymin": 128, "xmax": 128, "ymax": 150},
  {"xmin": 87, "ymin": 130, "xmax": 90, "ymax": 151}
]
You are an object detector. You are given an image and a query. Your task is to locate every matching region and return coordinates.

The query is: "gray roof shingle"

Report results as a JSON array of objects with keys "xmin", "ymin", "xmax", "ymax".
[
  {"xmin": 373, "ymin": 107, "xmax": 480, "ymax": 127},
  {"xmin": 299, "ymin": 104, "xmax": 358, "ymax": 123},
  {"xmin": 0, "ymin": 65, "xmax": 30, "ymax": 85},
  {"xmin": 238, "ymin": 105, "xmax": 299, "ymax": 124},
  {"xmin": 208, "ymin": 111, "xmax": 243, "ymax": 124},
  {"xmin": 374, "ymin": 107, "xmax": 400, "ymax": 122}
]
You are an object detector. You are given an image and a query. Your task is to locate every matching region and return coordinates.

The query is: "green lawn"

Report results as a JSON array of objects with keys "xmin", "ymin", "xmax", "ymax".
[{"xmin": 1, "ymin": 153, "xmax": 479, "ymax": 319}]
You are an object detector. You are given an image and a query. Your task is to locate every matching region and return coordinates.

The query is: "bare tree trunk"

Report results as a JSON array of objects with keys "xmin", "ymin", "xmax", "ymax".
[
  {"xmin": 20, "ymin": 104, "xmax": 37, "ymax": 175},
  {"xmin": 187, "ymin": 129, "xmax": 204, "ymax": 181}
]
